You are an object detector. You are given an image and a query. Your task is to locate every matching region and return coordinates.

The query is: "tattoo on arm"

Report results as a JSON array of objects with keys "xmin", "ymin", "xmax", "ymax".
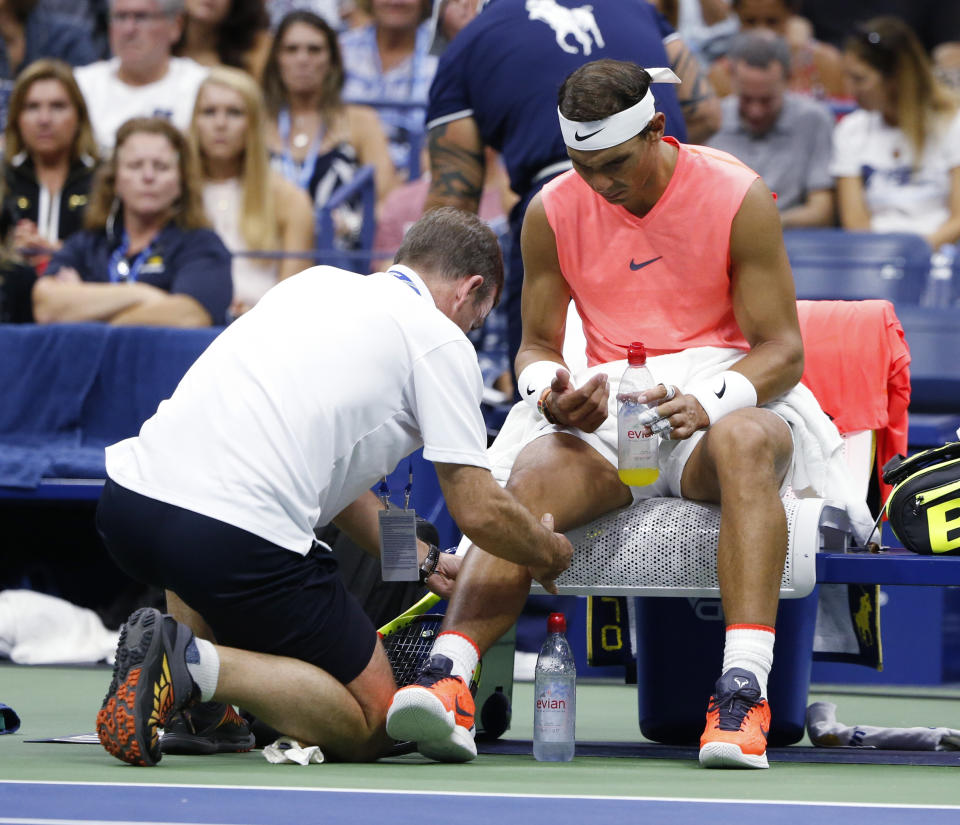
[{"xmin": 426, "ymin": 122, "xmax": 484, "ymax": 213}]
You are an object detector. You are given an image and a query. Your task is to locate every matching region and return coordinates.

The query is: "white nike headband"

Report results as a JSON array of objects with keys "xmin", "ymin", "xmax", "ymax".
[{"xmin": 557, "ymin": 67, "xmax": 681, "ymax": 151}]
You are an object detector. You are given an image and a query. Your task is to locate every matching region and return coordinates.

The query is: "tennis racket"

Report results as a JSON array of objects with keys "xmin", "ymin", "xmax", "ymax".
[
  {"xmin": 377, "ymin": 541, "xmax": 480, "ymax": 690},
  {"xmin": 378, "ymin": 592, "xmax": 444, "ymax": 688}
]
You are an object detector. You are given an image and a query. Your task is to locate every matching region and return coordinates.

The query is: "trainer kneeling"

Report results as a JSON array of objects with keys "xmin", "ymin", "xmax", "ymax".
[{"xmin": 94, "ymin": 208, "xmax": 573, "ymax": 766}]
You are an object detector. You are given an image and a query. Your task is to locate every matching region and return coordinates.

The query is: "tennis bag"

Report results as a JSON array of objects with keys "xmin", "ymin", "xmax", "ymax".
[{"xmin": 882, "ymin": 442, "xmax": 960, "ymax": 555}]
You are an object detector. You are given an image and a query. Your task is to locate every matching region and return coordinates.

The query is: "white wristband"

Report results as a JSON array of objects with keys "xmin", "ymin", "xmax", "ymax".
[
  {"xmin": 687, "ymin": 370, "xmax": 757, "ymax": 425},
  {"xmin": 517, "ymin": 360, "xmax": 563, "ymax": 411}
]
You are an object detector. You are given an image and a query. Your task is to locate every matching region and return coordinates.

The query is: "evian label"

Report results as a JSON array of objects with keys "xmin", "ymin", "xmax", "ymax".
[{"xmin": 534, "ymin": 681, "xmax": 575, "ymax": 741}]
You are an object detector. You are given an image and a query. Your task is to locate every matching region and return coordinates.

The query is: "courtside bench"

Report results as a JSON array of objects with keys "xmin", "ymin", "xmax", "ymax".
[{"xmin": 0, "ymin": 324, "xmax": 222, "ymax": 502}]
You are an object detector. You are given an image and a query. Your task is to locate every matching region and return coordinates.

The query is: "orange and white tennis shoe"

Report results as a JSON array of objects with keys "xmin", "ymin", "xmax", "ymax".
[
  {"xmin": 386, "ymin": 654, "xmax": 477, "ymax": 762},
  {"xmin": 699, "ymin": 668, "xmax": 770, "ymax": 769}
]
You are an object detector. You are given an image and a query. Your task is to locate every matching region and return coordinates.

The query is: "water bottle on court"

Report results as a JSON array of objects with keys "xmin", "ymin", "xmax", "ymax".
[
  {"xmin": 617, "ymin": 341, "xmax": 660, "ymax": 486},
  {"xmin": 533, "ymin": 612, "xmax": 576, "ymax": 762}
]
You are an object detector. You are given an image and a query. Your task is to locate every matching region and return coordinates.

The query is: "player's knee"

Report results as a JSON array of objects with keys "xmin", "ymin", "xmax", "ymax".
[{"xmin": 708, "ymin": 415, "xmax": 783, "ymax": 481}]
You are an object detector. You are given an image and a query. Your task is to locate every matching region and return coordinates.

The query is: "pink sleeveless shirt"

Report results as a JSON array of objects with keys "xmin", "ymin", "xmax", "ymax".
[{"xmin": 541, "ymin": 138, "xmax": 758, "ymax": 366}]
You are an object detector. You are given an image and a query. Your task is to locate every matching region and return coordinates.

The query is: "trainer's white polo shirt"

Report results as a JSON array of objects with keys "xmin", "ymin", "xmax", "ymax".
[{"xmin": 105, "ymin": 265, "xmax": 490, "ymax": 554}]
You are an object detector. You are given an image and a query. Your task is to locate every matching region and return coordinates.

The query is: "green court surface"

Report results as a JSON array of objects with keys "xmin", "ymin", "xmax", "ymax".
[{"xmin": 1, "ymin": 663, "xmax": 959, "ymax": 805}]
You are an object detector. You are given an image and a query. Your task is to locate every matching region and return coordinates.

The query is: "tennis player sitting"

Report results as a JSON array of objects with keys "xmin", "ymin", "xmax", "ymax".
[
  {"xmin": 94, "ymin": 208, "xmax": 573, "ymax": 767},
  {"xmin": 387, "ymin": 60, "xmax": 858, "ymax": 769}
]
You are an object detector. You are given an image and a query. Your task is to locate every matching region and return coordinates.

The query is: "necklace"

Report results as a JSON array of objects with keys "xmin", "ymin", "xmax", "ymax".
[{"xmin": 292, "ymin": 132, "xmax": 310, "ymax": 149}]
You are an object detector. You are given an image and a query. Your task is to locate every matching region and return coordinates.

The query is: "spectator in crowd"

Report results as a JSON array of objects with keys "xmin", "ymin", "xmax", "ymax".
[
  {"xmin": 832, "ymin": 16, "xmax": 960, "ymax": 250},
  {"xmin": 32, "ymin": 117, "xmax": 232, "ymax": 326},
  {"xmin": 266, "ymin": 0, "xmax": 342, "ymax": 30},
  {"xmin": 191, "ymin": 67, "xmax": 314, "ymax": 317},
  {"xmin": 174, "ymin": 0, "xmax": 273, "ymax": 80},
  {"xmin": 1, "ymin": 60, "xmax": 98, "ymax": 270},
  {"xmin": 649, "ymin": 0, "xmax": 740, "ymax": 63},
  {"xmin": 708, "ymin": 33, "xmax": 835, "ymax": 228},
  {"xmin": 339, "ymin": 0, "xmax": 437, "ymax": 176},
  {"xmin": 263, "ymin": 11, "xmax": 395, "ymax": 252},
  {"xmin": 34, "ymin": 0, "xmax": 109, "ymax": 59},
  {"xmin": 0, "ymin": 0, "xmax": 100, "ymax": 134},
  {"xmin": 73, "ymin": 0, "xmax": 209, "ymax": 154},
  {"xmin": 0, "ymin": 0, "xmax": 100, "ymax": 80},
  {"xmin": 373, "ymin": 145, "xmax": 513, "ymax": 270},
  {"xmin": 422, "ymin": 0, "xmax": 717, "ymax": 392},
  {"xmin": 798, "ymin": 0, "xmax": 960, "ymax": 56},
  {"xmin": 0, "ymin": 60, "xmax": 98, "ymax": 322},
  {"xmin": 710, "ymin": 0, "xmax": 847, "ymax": 100}
]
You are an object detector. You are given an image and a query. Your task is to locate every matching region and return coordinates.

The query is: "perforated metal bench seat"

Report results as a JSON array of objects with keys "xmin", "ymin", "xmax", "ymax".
[{"xmin": 530, "ymin": 496, "xmax": 855, "ymax": 599}]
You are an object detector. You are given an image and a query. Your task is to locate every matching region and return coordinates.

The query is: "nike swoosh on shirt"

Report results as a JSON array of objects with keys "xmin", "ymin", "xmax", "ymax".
[
  {"xmin": 629, "ymin": 256, "xmax": 663, "ymax": 271},
  {"xmin": 574, "ymin": 128, "xmax": 604, "ymax": 141}
]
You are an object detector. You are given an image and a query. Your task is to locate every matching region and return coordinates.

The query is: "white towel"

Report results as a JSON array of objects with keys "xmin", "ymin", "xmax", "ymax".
[
  {"xmin": 263, "ymin": 736, "xmax": 325, "ymax": 765},
  {"xmin": 487, "ymin": 347, "xmax": 874, "ymax": 543},
  {"xmin": 808, "ymin": 702, "xmax": 960, "ymax": 750},
  {"xmin": 0, "ymin": 589, "xmax": 119, "ymax": 665}
]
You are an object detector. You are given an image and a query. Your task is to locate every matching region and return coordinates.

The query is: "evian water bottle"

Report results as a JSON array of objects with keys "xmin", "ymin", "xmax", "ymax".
[
  {"xmin": 617, "ymin": 341, "xmax": 660, "ymax": 486},
  {"xmin": 533, "ymin": 612, "xmax": 576, "ymax": 762}
]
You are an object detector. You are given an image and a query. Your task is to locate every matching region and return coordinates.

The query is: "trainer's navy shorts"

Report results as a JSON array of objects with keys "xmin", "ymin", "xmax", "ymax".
[{"xmin": 96, "ymin": 478, "xmax": 377, "ymax": 685}]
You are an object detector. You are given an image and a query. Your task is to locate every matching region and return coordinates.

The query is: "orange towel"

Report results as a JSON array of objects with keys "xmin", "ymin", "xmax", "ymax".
[{"xmin": 797, "ymin": 299, "xmax": 911, "ymax": 503}]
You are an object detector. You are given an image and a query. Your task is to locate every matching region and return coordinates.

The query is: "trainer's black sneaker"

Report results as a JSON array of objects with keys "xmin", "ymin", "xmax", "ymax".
[
  {"xmin": 385, "ymin": 654, "xmax": 476, "ymax": 762},
  {"xmin": 96, "ymin": 607, "xmax": 200, "ymax": 766},
  {"xmin": 161, "ymin": 701, "xmax": 255, "ymax": 755},
  {"xmin": 699, "ymin": 668, "xmax": 770, "ymax": 769}
]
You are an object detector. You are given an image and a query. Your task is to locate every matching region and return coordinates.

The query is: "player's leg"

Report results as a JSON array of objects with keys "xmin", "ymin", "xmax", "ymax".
[
  {"xmin": 678, "ymin": 408, "xmax": 794, "ymax": 769},
  {"xmin": 386, "ymin": 432, "xmax": 632, "ymax": 760}
]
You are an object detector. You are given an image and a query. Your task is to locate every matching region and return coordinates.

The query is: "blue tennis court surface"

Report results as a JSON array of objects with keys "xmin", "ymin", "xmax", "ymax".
[{"xmin": 2, "ymin": 782, "xmax": 959, "ymax": 825}]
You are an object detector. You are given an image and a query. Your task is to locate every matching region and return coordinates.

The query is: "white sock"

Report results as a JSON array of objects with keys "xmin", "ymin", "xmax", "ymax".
[
  {"xmin": 430, "ymin": 631, "xmax": 480, "ymax": 683},
  {"xmin": 722, "ymin": 624, "xmax": 775, "ymax": 698},
  {"xmin": 185, "ymin": 637, "xmax": 220, "ymax": 703}
]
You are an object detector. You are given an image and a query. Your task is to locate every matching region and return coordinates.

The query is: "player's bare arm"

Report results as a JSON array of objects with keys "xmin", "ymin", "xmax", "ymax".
[
  {"xmin": 518, "ymin": 194, "xmax": 609, "ymax": 433},
  {"xmin": 423, "ymin": 116, "xmax": 485, "ymax": 214},
  {"xmin": 725, "ymin": 176, "xmax": 805, "ymax": 403},
  {"xmin": 636, "ymin": 178, "xmax": 803, "ymax": 438}
]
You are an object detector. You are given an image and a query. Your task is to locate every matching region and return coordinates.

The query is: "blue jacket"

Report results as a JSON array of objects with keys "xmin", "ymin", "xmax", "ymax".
[{"xmin": 47, "ymin": 222, "xmax": 233, "ymax": 326}]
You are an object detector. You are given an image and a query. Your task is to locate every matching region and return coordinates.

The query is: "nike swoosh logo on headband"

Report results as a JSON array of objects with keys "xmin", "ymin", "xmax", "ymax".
[{"xmin": 574, "ymin": 128, "xmax": 604, "ymax": 141}]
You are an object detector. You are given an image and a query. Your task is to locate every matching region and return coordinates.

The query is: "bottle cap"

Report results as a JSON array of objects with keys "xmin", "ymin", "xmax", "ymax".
[
  {"xmin": 547, "ymin": 612, "xmax": 566, "ymax": 633},
  {"xmin": 627, "ymin": 342, "xmax": 647, "ymax": 366}
]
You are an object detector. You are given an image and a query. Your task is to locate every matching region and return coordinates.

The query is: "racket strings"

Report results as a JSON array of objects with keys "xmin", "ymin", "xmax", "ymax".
[{"xmin": 381, "ymin": 614, "xmax": 444, "ymax": 687}]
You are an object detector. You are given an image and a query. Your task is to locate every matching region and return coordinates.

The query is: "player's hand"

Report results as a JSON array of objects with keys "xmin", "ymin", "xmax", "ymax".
[
  {"xmin": 423, "ymin": 550, "xmax": 460, "ymax": 600},
  {"xmin": 543, "ymin": 368, "xmax": 609, "ymax": 433},
  {"xmin": 528, "ymin": 512, "xmax": 573, "ymax": 595},
  {"xmin": 626, "ymin": 383, "xmax": 710, "ymax": 441}
]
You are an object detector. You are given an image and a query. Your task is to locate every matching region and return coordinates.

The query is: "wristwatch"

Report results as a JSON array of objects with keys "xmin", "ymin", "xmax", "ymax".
[{"xmin": 418, "ymin": 544, "xmax": 440, "ymax": 584}]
